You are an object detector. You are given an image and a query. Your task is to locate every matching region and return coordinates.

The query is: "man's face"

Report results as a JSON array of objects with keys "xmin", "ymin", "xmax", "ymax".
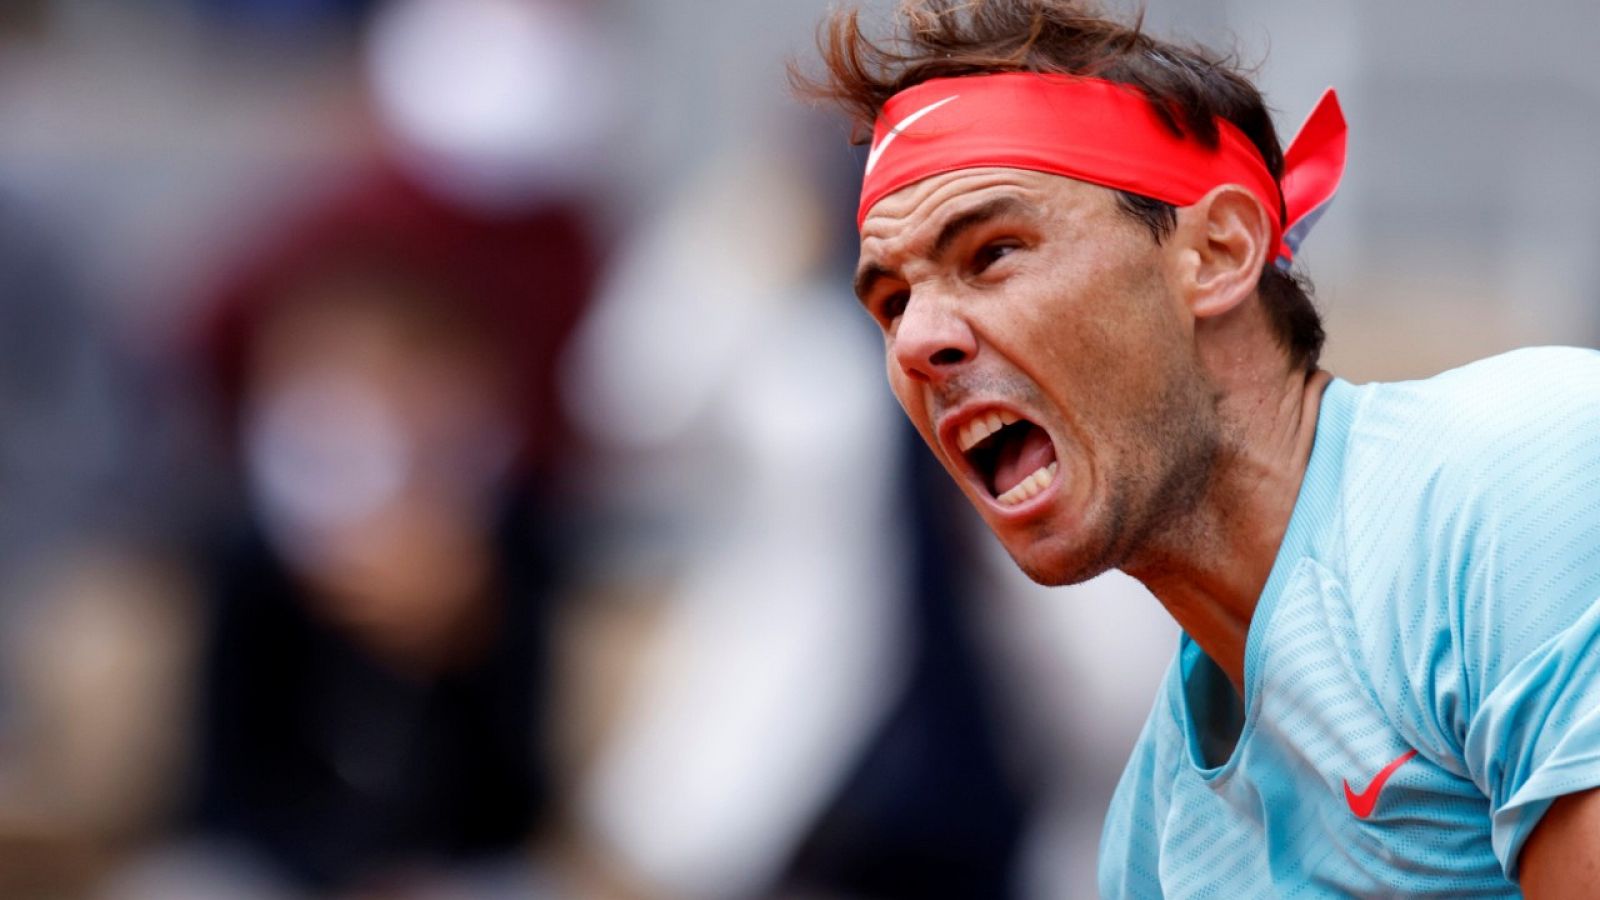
[{"xmin": 855, "ymin": 167, "xmax": 1221, "ymax": 585}]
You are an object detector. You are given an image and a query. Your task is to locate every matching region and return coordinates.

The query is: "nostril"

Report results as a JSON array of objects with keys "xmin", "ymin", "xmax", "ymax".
[{"xmin": 930, "ymin": 348, "xmax": 966, "ymax": 366}]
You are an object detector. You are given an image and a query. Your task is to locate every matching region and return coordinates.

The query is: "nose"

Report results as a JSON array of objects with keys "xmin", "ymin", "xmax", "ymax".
[{"xmin": 891, "ymin": 292, "xmax": 976, "ymax": 383}]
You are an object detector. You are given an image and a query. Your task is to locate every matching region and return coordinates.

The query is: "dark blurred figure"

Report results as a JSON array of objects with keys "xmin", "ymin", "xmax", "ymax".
[{"xmin": 179, "ymin": 168, "xmax": 597, "ymax": 895}]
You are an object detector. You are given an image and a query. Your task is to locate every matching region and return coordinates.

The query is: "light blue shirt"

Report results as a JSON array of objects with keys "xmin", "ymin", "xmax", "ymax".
[{"xmin": 1100, "ymin": 347, "xmax": 1600, "ymax": 897}]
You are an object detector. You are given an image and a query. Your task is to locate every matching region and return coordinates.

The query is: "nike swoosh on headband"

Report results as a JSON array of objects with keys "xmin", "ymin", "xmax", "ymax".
[{"xmin": 864, "ymin": 94, "xmax": 960, "ymax": 176}]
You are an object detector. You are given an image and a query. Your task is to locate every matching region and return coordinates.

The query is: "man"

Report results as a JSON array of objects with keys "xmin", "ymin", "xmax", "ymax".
[{"xmin": 802, "ymin": 1, "xmax": 1600, "ymax": 895}]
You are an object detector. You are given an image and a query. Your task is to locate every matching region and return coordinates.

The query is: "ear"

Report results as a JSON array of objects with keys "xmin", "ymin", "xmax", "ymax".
[{"xmin": 1169, "ymin": 184, "xmax": 1273, "ymax": 320}]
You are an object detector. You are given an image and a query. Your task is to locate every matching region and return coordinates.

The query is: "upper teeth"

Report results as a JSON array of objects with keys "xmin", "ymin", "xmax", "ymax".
[{"xmin": 957, "ymin": 410, "xmax": 1020, "ymax": 453}]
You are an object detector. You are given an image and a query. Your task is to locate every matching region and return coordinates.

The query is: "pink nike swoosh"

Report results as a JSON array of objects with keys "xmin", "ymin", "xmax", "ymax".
[{"xmin": 1343, "ymin": 749, "xmax": 1418, "ymax": 818}]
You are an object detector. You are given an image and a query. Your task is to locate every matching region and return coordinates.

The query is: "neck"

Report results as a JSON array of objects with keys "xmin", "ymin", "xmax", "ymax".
[{"xmin": 1125, "ymin": 359, "xmax": 1331, "ymax": 696}]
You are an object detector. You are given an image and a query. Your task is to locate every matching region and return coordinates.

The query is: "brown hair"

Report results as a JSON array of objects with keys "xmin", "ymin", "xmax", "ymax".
[{"xmin": 796, "ymin": 0, "xmax": 1324, "ymax": 371}]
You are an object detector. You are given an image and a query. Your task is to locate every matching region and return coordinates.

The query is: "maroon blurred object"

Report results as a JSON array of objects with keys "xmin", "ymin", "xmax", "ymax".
[{"xmin": 194, "ymin": 166, "xmax": 600, "ymax": 476}]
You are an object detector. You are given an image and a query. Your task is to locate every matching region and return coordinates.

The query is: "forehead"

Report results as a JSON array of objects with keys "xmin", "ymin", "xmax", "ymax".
[{"xmin": 857, "ymin": 167, "xmax": 1115, "ymax": 262}]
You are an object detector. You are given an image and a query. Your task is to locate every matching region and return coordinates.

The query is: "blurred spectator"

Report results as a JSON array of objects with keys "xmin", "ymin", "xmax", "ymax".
[
  {"xmin": 568, "ymin": 121, "xmax": 1038, "ymax": 899},
  {"xmin": 0, "ymin": 192, "xmax": 130, "ymax": 613},
  {"xmin": 143, "ymin": 168, "xmax": 600, "ymax": 896},
  {"xmin": 0, "ymin": 188, "xmax": 185, "ymax": 898}
]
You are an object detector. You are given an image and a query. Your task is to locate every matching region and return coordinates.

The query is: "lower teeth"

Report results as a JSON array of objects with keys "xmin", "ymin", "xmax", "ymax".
[{"xmin": 996, "ymin": 461, "xmax": 1058, "ymax": 506}]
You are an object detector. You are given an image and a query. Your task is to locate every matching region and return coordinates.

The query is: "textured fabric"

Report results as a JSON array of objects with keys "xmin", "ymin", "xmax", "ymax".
[{"xmin": 1100, "ymin": 347, "xmax": 1600, "ymax": 897}]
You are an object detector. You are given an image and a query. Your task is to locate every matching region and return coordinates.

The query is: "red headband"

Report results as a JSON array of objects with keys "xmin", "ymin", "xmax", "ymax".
[{"xmin": 857, "ymin": 72, "xmax": 1346, "ymax": 270}]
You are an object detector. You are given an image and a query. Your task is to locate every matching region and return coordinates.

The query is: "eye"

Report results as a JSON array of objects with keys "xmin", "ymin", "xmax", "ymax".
[
  {"xmin": 877, "ymin": 289, "xmax": 910, "ymax": 323},
  {"xmin": 972, "ymin": 241, "xmax": 1019, "ymax": 275}
]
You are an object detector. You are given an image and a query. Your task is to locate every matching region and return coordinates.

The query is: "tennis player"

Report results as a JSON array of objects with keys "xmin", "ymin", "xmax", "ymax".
[{"xmin": 803, "ymin": 1, "xmax": 1600, "ymax": 895}]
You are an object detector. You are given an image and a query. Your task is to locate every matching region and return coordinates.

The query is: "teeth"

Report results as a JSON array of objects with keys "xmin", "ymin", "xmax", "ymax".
[
  {"xmin": 996, "ymin": 461, "xmax": 1058, "ymax": 506},
  {"xmin": 957, "ymin": 410, "xmax": 1020, "ymax": 453}
]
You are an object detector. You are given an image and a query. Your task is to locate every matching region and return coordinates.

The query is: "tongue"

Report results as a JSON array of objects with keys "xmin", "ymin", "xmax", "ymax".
[{"xmin": 991, "ymin": 424, "xmax": 1057, "ymax": 496}]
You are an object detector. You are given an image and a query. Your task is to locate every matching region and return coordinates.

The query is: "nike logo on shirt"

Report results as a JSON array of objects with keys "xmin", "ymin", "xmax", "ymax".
[
  {"xmin": 864, "ymin": 95, "xmax": 960, "ymax": 176},
  {"xmin": 1343, "ymin": 748, "xmax": 1418, "ymax": 818}
]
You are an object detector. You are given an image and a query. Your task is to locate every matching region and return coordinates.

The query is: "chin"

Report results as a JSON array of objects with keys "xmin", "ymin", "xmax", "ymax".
[{"xmin": 1003, "ymin": 533, "xmax": 1114, "ymax": 587}]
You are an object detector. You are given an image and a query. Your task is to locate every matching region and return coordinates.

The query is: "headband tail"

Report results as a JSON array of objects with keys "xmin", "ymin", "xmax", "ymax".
[{"xmin": 1275, "ymin": 88, "xmax": 1347, "ymax": 271}]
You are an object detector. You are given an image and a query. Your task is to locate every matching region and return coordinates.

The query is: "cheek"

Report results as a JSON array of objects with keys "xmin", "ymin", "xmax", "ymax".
[
  {"xmin": 987, "ymin": 299, "xmax": 1104, "ymax": 411},
  {"xmin": 885, "ymin": 354, "xmax": 918, "ymax": 415},
  {"xmin": 886, "ymin": 364, "xmax": 946, "ymax": 453},
  {"xmin": 1024, "ymin": 259, "xmax": 1173, "ymax": 380}
]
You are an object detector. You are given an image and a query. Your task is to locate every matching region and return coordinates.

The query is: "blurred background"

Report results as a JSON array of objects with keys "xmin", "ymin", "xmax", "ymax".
[{"xmin": 0, "ymin": 0, "xmax": 1594, "ymax": 897}]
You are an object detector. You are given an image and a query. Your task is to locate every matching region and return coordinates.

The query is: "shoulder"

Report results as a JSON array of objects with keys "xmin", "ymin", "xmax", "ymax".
[
  {"xmin": 1357, "ymin": 346, "xmax": 1600, "ymax": 442},
  {"xmin": 1343, "ymin": 347, "xmax": 1600, "ymax": 515},
  {"xmin": 1321, "ymin": 348, "xmax": 1600, "ymax": 743},
  {"xmin": 1338, "ymin": 345, "xmax": 1600, "ymax": 573}
]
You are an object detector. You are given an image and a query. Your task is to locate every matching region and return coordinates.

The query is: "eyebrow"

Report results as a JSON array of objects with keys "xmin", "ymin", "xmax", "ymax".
[{"xmin": 853, "ymin": 195, "xmax": 1036, "ymax": 305}]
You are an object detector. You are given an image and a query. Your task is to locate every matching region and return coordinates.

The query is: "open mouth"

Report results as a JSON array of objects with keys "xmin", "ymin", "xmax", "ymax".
[{"xmin": 956, "ymin": 411, "xmax": 1060, "ymax": 507}]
